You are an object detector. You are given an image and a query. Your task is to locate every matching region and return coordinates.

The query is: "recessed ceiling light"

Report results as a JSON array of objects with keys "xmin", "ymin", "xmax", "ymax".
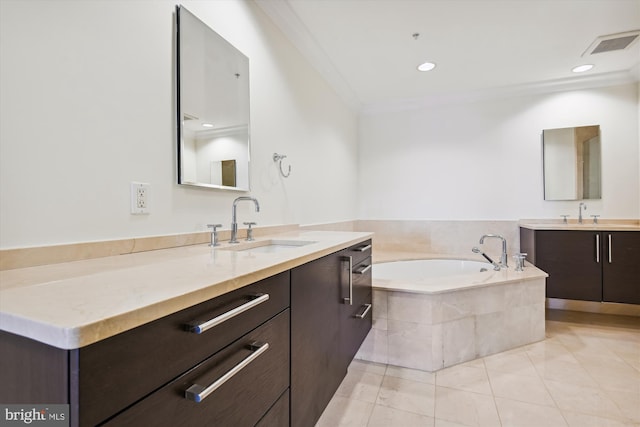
[
  {"xmin": 202, "ymin": 123, "xmax": 214, "ymax": 128},
  {"xmin": 417, "ymin": 62, "xmax": 436, "ymax": 72},
  {"xmin": 572, "ymin": 64, "xmax": 594, "ymax": 73}
]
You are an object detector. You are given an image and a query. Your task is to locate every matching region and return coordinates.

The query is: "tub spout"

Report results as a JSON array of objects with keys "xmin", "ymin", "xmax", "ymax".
[
  {"xmin": 472, "ymin": 247, "xmax": 501, "ymax": 270},
  {"xmin": 479, "ymin": 234, "xmax": 508, "ymax": 268}
]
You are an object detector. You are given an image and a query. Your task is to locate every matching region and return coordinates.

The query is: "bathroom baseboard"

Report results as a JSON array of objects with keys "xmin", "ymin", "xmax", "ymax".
[{"xmin": 546, "ymin": 298, "xmax": 640, "ymax": 317}]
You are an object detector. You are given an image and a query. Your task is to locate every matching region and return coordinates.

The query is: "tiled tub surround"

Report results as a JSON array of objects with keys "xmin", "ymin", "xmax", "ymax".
[
  {"xmin": 356, "ymin": 256, "xmax": 548, "ymax": 372},
  {"xmin": 353, "ymin": 220, "xmax": 522, "ymax": 259}
]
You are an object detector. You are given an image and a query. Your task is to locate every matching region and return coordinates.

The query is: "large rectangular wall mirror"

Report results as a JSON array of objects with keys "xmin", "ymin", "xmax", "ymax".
[
  {"xmin": 543, "ymin": 125, "xmax": 601, "ymax": 201},
  {"xmin": 176, "ymin": 6, "xmax": 250, "ymax": 191}
]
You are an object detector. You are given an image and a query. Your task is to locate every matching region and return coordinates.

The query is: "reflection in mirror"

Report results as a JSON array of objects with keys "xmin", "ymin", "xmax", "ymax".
[
  {"xmin": 543, "ymin": 125, "xmax": 601, "ymax": 201},
  {"xmin": 177, "ymin": 6, "xmax": 250, "ymax": 191}
]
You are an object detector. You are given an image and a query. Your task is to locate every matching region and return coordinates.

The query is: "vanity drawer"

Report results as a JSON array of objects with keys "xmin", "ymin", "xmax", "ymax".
[
  {"xmin": 103, "ymin": 310, "xmax": 290, "ymax": 427},
  {"xmin": 76, "ymin": 271, "xmax": 289, "ymax": 427},
  {"xmin": 341, "ymin": 257, "xmax": 372, "ymax": 367},
  {"xmin": 343, "ymin": 239, "xmax": 372, "ymax": 265}
]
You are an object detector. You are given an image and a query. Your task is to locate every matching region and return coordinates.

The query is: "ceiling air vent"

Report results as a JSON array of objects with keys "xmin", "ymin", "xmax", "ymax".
[{"xmin": 582, "ymin": 30, "xmax": 640, "ymax": 56}]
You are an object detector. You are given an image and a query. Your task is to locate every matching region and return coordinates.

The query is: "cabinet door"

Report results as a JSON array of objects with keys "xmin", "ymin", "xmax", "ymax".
[
  {"xmin": 603, "ymin": 232, "xmax": 640, "ymax": 304},
  {"xmin": 339, "ymin": 256, "xmax": 372, "ymax": 373},
  {"xmin": 290, "ymin": 253, "xmax": 344, "ymax": 427},
  {"xmin": 535, "ymin": 230, "xmax": 602, "ymax": 301}
]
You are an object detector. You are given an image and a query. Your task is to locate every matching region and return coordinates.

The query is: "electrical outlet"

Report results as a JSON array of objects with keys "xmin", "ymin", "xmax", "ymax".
[{"xmin": 130, "ymin": 182, "xmax": 150, "ymax": 214}]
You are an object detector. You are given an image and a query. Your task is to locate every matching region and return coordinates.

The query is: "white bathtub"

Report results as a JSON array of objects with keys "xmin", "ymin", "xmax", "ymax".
[
  {"xmin": 374, "ymin": 259, "xmax": 490, "ymax": 281},
  {"xmin": 372, "ymin": 258, "xmax": 499, "ymax": 294},
  {"xmin": 355, "ymin": 257, "xmax": 547, "ymax": 371}
]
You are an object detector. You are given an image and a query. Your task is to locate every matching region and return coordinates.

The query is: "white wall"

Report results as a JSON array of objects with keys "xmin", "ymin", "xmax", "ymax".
[
  {"xmin": 0, "ymin": 0, "xmax": 359, "ymax": 248},
  {"xmin": 358, "ymin": 83, "xmax": 640, "ymax": 220},
  {"xmin": 2, "ymin": 1, "xmax": 638, "ymax": 250}
]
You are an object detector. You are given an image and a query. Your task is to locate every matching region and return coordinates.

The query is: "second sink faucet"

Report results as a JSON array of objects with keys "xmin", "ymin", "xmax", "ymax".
[
  {"xmin": 479, "ymin": 234, "xmax": 508, "ymax": 268},
  {"xmin": 578, "ymin": 202, "xmax": 587, "ymax": 224},
  {"xmin": 230, "ymin": 196, "xmax": 260, "ymax": 243}
]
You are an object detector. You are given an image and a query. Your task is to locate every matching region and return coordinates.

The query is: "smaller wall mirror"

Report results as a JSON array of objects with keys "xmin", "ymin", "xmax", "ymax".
[
  {"xmin": 176, "ymin": 6, "xmax": 250, "ymax": 191},
  {"xmin": 543, "ymin": 125, "xmax": 601, "ymax": 201}
]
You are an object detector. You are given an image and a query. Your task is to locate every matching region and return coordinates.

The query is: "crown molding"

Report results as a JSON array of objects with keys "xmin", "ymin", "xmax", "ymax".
[
  {"xmin": 253, "ymin": 0, "xmax": 362, "ymax": 111},
  {"xmin": 361, "ymin": 69, "xmax": 639, "ymax": 115},
  {"xmin": 254, "ymin": 0, "xmax": 638, "ymax": 116}
]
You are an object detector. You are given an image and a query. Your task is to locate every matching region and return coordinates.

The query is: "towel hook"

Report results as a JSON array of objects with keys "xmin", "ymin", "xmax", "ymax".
[{"xmin": 273, "ymin": 153, "xmax": 291, "ymax": 178}]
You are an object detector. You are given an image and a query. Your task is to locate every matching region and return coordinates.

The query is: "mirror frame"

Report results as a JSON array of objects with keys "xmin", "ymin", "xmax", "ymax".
[{"xmin": 176, "ymin": 5, "xmax": 251, "ymax": 191}]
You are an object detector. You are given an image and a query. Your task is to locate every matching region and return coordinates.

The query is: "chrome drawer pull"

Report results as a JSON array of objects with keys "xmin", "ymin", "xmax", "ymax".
[
  {"xmin": 608, "ymin": 234, "xmax": 612, "ymax": 263},
  {"xmin": 187, "ymin": 293, "xmax": 269, "ymax": 334},
  {"xmin": 355, "ymin": 304, "xmax": 372, "ymax": 319},
  {"xmin": 595, "ymin": 234, "xmax": 600, "ymax": 263},
  {"xmin": 355, "ymin": 264, "xmax": 372, "ymax": 275},
  {"xmin": 354, "ymin": 244, "xmax": 372, "ymax": 252},
  {"xmin": 185, "ymin": 341, "xmax": 269, "ymax": 403},
  {"xmin": 341, "ymin": 256, "xmax": 353, "ymax": 305}
]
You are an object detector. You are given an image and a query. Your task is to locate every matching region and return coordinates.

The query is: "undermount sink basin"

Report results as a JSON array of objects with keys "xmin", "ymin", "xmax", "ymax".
[{"xmin": 221, "ymin": 239, "xmax": 317, "ymax": 254}]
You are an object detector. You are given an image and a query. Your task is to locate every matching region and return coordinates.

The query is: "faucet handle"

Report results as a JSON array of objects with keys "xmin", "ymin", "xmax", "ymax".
[
  {"xmin": 243, "ymin": 222, "xmax": 256, "ymax": 241},
  {"xmin": 513, "ymin": 252, "xmax": 527, "ymax": 271},
  {"xmin": 560, "ymin": 215, "xmax": 570, "ymax": 224},
  {"xmin": 590, "ymin": 215, "xmax": 600, "ymax": 224},
  {"xmin": 207, "ymin": 224, "xmax": 223, "ymax": 247}
]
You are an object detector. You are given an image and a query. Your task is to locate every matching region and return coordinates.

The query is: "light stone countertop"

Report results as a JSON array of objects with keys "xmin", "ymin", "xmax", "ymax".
[
  {"xmin": 519, "ymin": 219, "xmax": 640, "ymax": 231},
  {"xmin": 0, "ymin": 230, "xmax": 372, "ymax": 350}
]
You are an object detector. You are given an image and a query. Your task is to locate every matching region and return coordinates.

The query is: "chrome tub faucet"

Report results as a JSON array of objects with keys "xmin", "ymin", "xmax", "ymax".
[{"xmin": 479, "ymin": 234, "xmax": 508, "ymax": 268}]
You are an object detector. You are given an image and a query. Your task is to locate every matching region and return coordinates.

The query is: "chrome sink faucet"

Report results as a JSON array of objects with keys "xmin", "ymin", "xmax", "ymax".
[
  {"xmin": 578, "ymin": 202, "xmax": 587, "ymax": 224},
  {"xmin": 479, "ymin": 234, "xmax": 508, "ymax": 268},
  {"xmin": 230, "ymin": 197, "xmax": 260, "ymax": 243}
]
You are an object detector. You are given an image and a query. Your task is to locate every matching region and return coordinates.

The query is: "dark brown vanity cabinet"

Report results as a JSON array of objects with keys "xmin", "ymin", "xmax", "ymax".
[
  {"xmin": 290, "ymin": 240, "xmax": 372, "ymax": 427},
  {"xmin": 520, "ymin": 228, "xmax": 639, "ymax": 304},
  {"xmin": 1, "ymin": 272, "xmax": 291, "ymax": 427},
  {"xmin": 0, "ymin": 238, "xmax": 374, "ymax": 427}
]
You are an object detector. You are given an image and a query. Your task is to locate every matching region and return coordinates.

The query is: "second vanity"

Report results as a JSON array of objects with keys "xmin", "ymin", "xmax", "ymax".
[
  {"xmin": 519, "ymin": 221, "xmax": 639, "ymax": 305},
  {"xmin": 0, "ymin": 230, "xmax": 373, "ymax": 427}
]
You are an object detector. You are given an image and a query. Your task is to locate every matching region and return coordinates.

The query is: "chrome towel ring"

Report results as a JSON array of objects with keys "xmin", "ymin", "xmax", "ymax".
[{"xmin": 273, "ymin": 153, "xmax": 291, "ymax": 178}]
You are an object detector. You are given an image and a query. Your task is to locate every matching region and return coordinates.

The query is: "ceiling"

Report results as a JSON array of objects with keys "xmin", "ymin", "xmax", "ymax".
[{"xmin": 254, "ymin": 0, "xmax": 640, "ymax": 112}]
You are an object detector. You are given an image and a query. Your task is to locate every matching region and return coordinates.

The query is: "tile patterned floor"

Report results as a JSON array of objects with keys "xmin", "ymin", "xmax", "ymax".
[{"xmin": 316, "ymin": 310, "xmax": 640, "ymax": 427}]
